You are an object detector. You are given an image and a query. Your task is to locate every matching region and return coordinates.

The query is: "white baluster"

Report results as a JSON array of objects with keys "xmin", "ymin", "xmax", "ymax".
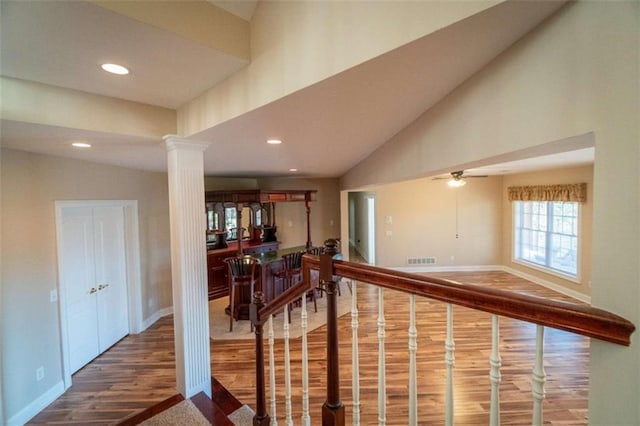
[
  {"xmin": 301, "ymin": 296, "xmax": 310, "ymax": 426},
  {"xmin": 352, "ymin": 281, "xmax": 361, "ymax": 426},
  {"xmin": 408, "ymin": 295, "xmax": 418, "ymax": 426},
  {"xmin": 489, "ymin": 315, "xmax": 502, "ymax": 426},
  {"xmin": 283, "ymin": 304, "xmax": 293, "ymax": 426},
  {"xmin": 445, "ymin": 303, "xmax": 455, "ymax": 426},
  {"xmin": 531, "ymin": 325, "xmax": 546, "ymax": 426},
  {"xmin": 378, "ymin": 287, "xmax": 386, "ymax": 426},
  {"xmin": 268, "ymin": 315, "xmax": 278, "ymax": 426}
]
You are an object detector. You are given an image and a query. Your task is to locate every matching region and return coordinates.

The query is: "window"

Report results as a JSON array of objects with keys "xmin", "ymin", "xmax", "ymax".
[
  {"xmin": 514, "ymin": 201, "xmax": 579, "ymax": 277},
  {"xmin": 225, "ymin": 207, "xmax": 237, "ymax": 239}
]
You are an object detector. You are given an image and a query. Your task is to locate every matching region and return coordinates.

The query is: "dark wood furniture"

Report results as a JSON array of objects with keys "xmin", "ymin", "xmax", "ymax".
[
  {"xmin": 272, "ymin": 250, "xmax": 314, "ymax": 318},
  {"xmin": 207, "ymin": 241, "xmax": 278, "ymax": 300},
  {"xmin": 205, "ymin": 189, "xmax": 317, "ymax": 251},
  {"xmin": 206, "ymin": 188, "xmax": 318, "ymax": 302},
  {"xmin": 225, "ymin": 256, "xmax": 261, "ymax": 332}
]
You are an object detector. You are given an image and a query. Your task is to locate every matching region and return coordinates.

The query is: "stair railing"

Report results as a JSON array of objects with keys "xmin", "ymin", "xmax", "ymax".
[{"xmin": 250, "ymin": 239, "xmax": 635, "ymax": 425}]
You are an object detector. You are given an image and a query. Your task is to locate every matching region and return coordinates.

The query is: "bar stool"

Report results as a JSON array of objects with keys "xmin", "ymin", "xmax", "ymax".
[
  {"xmin": 225, "ymin": 255, "xmax": 260, "ymax": 332},
  {"xmin": 274, "ymin": 251, "xmax": 317, "ymax": 317},
  {"xmin": 307, "ymin": 246, "xmax": 323, "ymax": 298},
  {"xmin": 308, "ymin": 246, "xmax": 351, "ymax": 297}
]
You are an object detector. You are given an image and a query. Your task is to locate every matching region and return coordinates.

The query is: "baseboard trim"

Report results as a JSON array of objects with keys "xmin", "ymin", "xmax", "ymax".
[
  {"xmin": 390, "ymin": 265, "xmax": 503, "ymax": 274},
  {"xmin": 389, "ymin": 264, "xmax": 590, "ymax": 304},
  {"xmin": 501, "ymin": 266, "xmax": 591, "ymax": 304},
  {"xmin": 141, "ymin": 306, "xmax": 174, "ymax": 331},
  {"xmin": 8, "ymin": 381, "xmax": 64, "ymax": 426}
]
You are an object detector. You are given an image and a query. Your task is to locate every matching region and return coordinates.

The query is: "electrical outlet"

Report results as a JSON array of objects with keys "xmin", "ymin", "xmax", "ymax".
[
  {"xmin": 36, "ymin": 366, "xmax": 45, "ymax": 381},
  {"xmin": 385, "ymin": 215, "xmax": 393, "ymax": 225},
  {"xmin": 50, "ymin": 289, "xmax": 58, "ymax": 302},
  {"xmin": 385, "ymin": 230, "xmax": 392, "ymax": 236}
]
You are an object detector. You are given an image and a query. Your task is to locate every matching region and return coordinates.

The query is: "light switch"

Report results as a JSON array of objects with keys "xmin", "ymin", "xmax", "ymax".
[
  {"xmin": 385, "ymin": 230, "xmax": 393, "ymax": 236},
  {"xmin": 50, "ymin": 289, "xmax": 58, "ymax": 302}
]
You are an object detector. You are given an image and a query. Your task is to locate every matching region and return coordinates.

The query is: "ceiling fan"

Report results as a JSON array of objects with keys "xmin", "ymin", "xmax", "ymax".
[{"xmin": 434, "ymin": 170, "xmax": 488, "ymax": 187}]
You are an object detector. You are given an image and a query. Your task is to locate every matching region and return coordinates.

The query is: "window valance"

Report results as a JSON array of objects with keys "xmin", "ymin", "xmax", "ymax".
[{"xmin": 508, "ymin": 183, "xmax": 587, "ymax": 203}]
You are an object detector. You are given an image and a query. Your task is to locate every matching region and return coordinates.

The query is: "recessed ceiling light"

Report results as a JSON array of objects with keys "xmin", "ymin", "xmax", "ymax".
[
  {"xmin": 71, "ymin": 142, "xmax": 92, "ymax": 148},
  {"xmin": 289, "ymin": 168, "xmax": 298, "ymax": 172},
  {"xmin": 101, "ymin": 63, "xmax": 129, "ymax": 75},
  {"xmin": 267, "ymin": 139, "xmax": 282, "ymax": 145}
]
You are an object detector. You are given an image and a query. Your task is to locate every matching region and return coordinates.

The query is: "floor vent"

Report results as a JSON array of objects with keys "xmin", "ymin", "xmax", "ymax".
[{"xmin": 407, "ymin": 257, "xmax": 437, "ymax": 265}]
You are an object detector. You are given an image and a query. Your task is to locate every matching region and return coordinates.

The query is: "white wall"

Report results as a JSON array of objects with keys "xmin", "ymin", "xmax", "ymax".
[
  {"xmin": 340, "ymin": 2, "xmax": 639, "ymax": 423},
  {"xmin": 1, "ymin": 148, "xmax": 172, "ymax": 423}
]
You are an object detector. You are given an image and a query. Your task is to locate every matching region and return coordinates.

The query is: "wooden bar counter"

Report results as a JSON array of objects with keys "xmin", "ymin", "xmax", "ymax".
[
  {"xmin": 206, "ymin": 240, "xmax": 279, "ymax": 300},
  {"xmin": 208, "ymin": 243, "xmax": 309, "ymax": 320}
]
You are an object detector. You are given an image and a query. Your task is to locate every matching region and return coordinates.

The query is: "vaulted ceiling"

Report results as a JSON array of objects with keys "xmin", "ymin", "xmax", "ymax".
[{"xmin": 2, "ymin": 0, "xmax": 589, "ymax": 178}]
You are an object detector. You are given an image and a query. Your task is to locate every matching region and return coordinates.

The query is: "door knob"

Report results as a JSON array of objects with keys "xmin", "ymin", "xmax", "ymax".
[
  {"xmin": 98, "ymin": 284, "xmax": 109, "ymax": 291},
  {"xmin": 88, "ymin": 287, "xmax": 97, "ymax": 294}
]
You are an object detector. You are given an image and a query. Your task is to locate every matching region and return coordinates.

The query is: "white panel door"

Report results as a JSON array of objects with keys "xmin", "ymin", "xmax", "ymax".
[
  {"xmin": 60, "ymin": 205, "xmax": 129, "ymax": 373},
  {"xmin": 93, "ymin": 206, "xmax": 129, "ymax": 352},
  {"xmin": 61, "ymin": 206, "xmax": 100, "ymax": 373}
]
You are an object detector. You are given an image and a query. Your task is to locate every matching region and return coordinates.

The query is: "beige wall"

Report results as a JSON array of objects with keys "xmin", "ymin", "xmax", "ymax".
[
  {"xmin": 204, "ymin": 176, "xmax": 258, "ymax": 191},
  {"xmin": 257, "ymin": 177, "xmax": 340, "ymax": 249},
  {"xmin": 177, "ymin": 1, "xmax": 497, "ymax": 135},
  {"xmin": 1, "ymin": 148, "xmax": 172, "ymax": 419},
  {"xmin": 348, "ymin": 167, "xmax": 592, "ymax": 300},
  {"xmin": 350, "ymin": 176, "xmax": 503, "ymax": 268},
  {"xmin": 340, "ymin": 2, "xmax": 639, "ymax": 423},
  {"xmin": 1, "ymin": 77, "xmax": 176, "ymax": 139},
  {"xmin": 502, "ymin": 166, "xmax": 593, "ymax": 297}
]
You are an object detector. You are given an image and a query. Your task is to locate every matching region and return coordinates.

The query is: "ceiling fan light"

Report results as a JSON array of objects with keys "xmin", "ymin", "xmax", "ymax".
[{"xmin": 447, "ymin": 178, "xmax": 466, "ymax": 188}]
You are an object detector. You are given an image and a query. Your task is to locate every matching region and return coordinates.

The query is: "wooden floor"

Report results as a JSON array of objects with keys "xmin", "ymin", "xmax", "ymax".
[{"xmin": 29, "ymin": 271, "xmax": 589, "ymax": 425}]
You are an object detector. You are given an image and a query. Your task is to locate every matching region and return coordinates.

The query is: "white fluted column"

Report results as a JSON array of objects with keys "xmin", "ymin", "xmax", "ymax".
[{"xmin": 165, "ymin": 135, "xmax": 211, "ymax": 398}]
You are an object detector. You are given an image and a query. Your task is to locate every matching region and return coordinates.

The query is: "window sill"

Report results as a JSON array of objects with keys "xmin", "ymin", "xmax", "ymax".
[{"xmin": 511, "ymin": 259, "xmax": 581, "ymax": 284}]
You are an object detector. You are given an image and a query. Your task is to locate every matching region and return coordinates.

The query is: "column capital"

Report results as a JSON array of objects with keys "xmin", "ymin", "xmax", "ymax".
[{"xmin": 163, "ymin": 134, "xmax": 210, "ymax": 152}]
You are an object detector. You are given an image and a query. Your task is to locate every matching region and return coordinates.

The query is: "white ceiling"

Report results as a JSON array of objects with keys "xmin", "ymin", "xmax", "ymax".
[
  {"xmin": 0, "ymin": 1, "xmax": 248, "ymax": 109},
  {"xmin": 1, "ymin": 0, "xmax": 587, "ymax": 179}
]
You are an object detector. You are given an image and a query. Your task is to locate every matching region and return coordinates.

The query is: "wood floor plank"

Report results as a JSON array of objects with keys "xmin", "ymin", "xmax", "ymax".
[
  {"xmin": 29, "ymin": 270, "xmax": 589, "ymax": 425},
  {"xmin": 211, "ymin": 271, "xmax": 589, "ymax": 426}
]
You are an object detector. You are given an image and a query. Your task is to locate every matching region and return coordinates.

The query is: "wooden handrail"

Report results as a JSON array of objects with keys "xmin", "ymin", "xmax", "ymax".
[
  {"xmin": 301, "ymin": 256, "xmax": 635, "ymax": 346},
  {"xmin": 254, "ymin": 279, "xmax": 312, "ymax": 324}
]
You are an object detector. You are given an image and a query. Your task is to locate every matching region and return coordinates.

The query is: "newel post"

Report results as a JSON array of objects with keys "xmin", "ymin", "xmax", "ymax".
[
  {"xmin": 250, "ymin": 292, "xmax": 270, "ymax": 426},
  {"xmin": 320, "ymin": 239, "xmax": 345, "ymax": 425}
]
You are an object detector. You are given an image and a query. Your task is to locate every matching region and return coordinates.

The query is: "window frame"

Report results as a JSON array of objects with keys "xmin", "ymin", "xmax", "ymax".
[{"xmin": 512, "ymin": 200, "xmax": 581, "ymax": 282}]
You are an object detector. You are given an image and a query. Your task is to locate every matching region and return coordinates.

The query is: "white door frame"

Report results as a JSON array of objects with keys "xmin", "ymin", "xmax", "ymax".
[
  {"xmin": 366, "ymin": 195, "xmax": 376, "ymax": 265},
  {"xmin": 55, "ymin": 200, "xmax": 142, "ymax": 389}
]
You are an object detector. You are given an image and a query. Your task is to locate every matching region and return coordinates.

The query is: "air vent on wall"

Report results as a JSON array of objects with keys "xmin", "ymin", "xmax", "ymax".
[{"xmin": 407, "ymin": 257, "xmax": 437, "ymax": 265}]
